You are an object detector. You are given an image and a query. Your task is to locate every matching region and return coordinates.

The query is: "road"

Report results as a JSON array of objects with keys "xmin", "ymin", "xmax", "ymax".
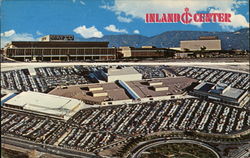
[
  {"xmin": 1, "ymin": 135, "xmax": 99, "ymax": 158},
  {"xmin": 1, "ymin": 61, "xmax": 249, "ymax": 72},
  {"xmin": 129, "ymin": 138, "xmax": 221, "ymax": 158}
]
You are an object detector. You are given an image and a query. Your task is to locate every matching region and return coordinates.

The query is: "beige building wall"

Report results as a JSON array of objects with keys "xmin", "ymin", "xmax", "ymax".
[
  {"xmin": 107, "ymin": 74, "xmax": 142, "ymax": 82},
  {"xmin": 88, "ymin": 87, "xmax": 103, "ymax": 91},
  {"xmin": 119, "ymin": 47, "xmax": 132, "ymax": 57},
  {"xmin": 148, "ymin": 82, "xmax": 163, "ymax": 86},
  {"xmin": 40, "ymin": 35, "xmax": 50, "ymax": 41},
  {"xmin": 153, "ymin": 86, "xmax": 169, "ymax": 91},
  {"xmin": 92, "ymin": 92, "xmax": 108, "ymax": 97},
  {"xmin": 180, "ymin": 40, "xmax": 221, "ymax": 51}
]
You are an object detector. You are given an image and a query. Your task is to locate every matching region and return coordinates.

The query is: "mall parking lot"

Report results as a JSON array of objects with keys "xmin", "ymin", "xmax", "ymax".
[{"xmin": 174, "ymin": 67, "xmax": 249, "ymax": 90}]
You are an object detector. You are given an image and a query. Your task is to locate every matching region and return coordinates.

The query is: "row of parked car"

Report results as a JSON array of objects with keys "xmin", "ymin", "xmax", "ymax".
[
  {"xmin": 174, "ymin": 67, "xmax": 249, "ymax": 90},
  {"xmin": 1, "ymin": 98, "xmax": 249, "ymax": 152},
  {"xmin": 1, "ymin": 67, "xmax": 89, "ymax": 93},
  {"xmin": 1, "ymin": 110, "xmax": 63, "ymax": 142},
  {"xmin": 68, "ymin": 99, "xmax": 249, "ymax": 136}
]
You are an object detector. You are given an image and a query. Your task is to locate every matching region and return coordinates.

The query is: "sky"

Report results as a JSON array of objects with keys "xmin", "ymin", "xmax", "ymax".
[{"xmin": 0, "ymin": 0, "xmax": 249, "ymax": 47}]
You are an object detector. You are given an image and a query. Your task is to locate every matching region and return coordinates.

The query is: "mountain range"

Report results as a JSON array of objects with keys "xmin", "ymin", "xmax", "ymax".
[{"xmin": 76, "ymin": 28, "xmax": 249, "ymax": 50}]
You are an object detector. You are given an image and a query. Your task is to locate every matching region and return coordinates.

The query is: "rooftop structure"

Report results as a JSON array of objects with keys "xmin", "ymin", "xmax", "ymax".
[
  {"xmin": 40, "ymin": 35, "xmax": 74, "ymax": 41},
  {"xmin": 141, "ymin": 46, "xmax": 156, "ymax": 48},
  {"xmin": 100, "ymin": 66, "xmax": 143, "ymax": 82},
  {"xmin": 193, "ymin": 82, "xmax": 248, "ymax": 107},
  {"xmin": 3, "ymin": 91, "xmax": 84, "ymax": 120},
  {"xmin": 49, "ymin": 77, "xmax": 197, "ymax": 105}
]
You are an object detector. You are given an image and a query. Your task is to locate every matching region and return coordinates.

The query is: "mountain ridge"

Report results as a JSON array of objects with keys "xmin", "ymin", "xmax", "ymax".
[{"xmin": 75, "ymin": 28, "xmax": 249, "ymax": 50}]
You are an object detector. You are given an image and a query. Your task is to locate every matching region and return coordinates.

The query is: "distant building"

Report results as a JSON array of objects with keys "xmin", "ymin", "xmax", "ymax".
[
  {"xmin": 118, "ymin": 46, "xmax": 174, "ymax": 58},
  {"xmin": 3, "ymin": 91, "xmax": 84, "ymax": 120},
  {"xmin": 3, "ymin": 35, "xmax": 119, "ymax": 61},
  {"xmin": 193, "ymin": 82, "xmax": 248, "ymax": 107},
  {"xmin": 198, "ymin": 36, "xmax": 219, "ymax": 40},
  {"xmin": 180, "ymin": 36, "xmax": 221, "ymax": 51}
]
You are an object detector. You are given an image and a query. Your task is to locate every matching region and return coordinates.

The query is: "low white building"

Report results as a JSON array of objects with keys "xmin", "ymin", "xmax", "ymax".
[{"xmin": 4, "ymin": 91, "xmax": 84, "ymax": 120}]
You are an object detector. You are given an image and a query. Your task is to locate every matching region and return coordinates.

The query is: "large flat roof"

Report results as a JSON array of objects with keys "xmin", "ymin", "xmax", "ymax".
[
  {"xmin": 49, "ymin": 83, "xmax": 130, "ymax": 103},
  {"xmin": 4, "ymin": 91, "xmax": 82, "ymax": 117},
  {"xmin": 221, "ymin": 87, "xmax": 245, "ymax": 99},
  {"xmin": 128, "ymin": 77, "xmax": 196, "ymax": 98},
  {"xmin": 49, "ymin": 77, "xmax": 197, "ymax": 104}
]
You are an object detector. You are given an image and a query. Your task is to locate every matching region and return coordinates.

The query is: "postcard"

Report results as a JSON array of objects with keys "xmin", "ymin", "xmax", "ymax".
[{"xmin": 1, "ymin": 0, "xmax": 249, "ymax": 158}]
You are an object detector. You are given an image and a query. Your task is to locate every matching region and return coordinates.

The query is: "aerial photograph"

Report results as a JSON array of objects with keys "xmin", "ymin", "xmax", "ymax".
[{"xmin": 0, "ymin": 0, "xmax": 249, "ymax": 158}]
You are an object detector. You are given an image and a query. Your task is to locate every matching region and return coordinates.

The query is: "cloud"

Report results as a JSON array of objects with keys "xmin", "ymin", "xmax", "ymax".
[
  {"xmin": 210, "ymin": 9, "xmax": 249, "ymax": 31},
  {"xmin": 232, "ymin": 0, "xmax": 248, "ymax": 8},
  {"xmin": 1, "ymin": 30, "xmax": 35, "ymax": 48},
  {"xmin": 1, "ymin": 30, "xmax": 15, "ymax": 37},
  {"xmin": 36, "ymin": 31, "xmax": 43, "ymax": 36},
  {"xmin": 73, "ymin": 25, "xmax": 103, "ymax": 38},
  {"xmin": 100, "ymin": 4, "xmax": 113, "ymax": 10},
  {"xmin": 72, "ymin": 0, "xmax": 85, "ymax": 5},
  {"xmin": 190, "ymin": 21, "xmax": 203, "ymax": 28},
  {"xmin": 117, "ymin": 15, "xmax": 132, "ymax": 23},
  {"xmin": 101, "ymin": 0, "xmax": 249, "ymax": 30},
  {"xmin": 79, "ymin": 1, "xmax": 85, "ymax": 5},
  {"xmin": 104, "ymin": 24, "xmax": 128, "ymax": 33},
  {"xmin": 100, "ymin": 4, "xmax": 133, "ymax": 24},
  {"xmin": 133, "ymin": 29, "xmax": 140, "ymax": 34}
]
